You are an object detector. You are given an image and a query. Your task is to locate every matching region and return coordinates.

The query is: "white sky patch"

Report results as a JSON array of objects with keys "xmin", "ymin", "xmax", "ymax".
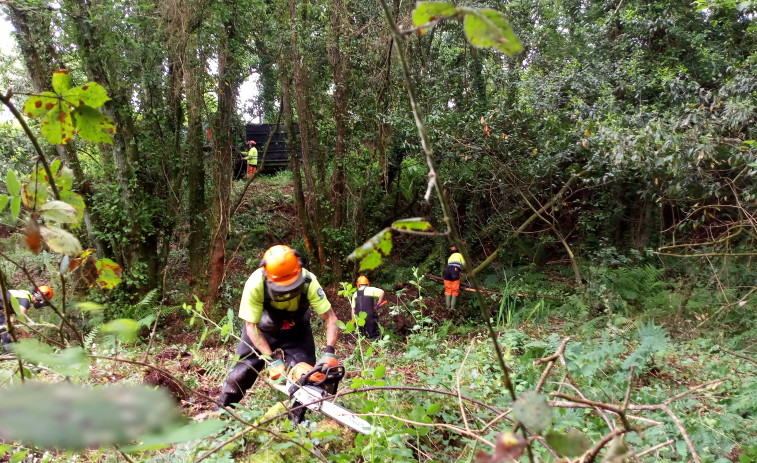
[{"xmin": 0, "ymin": 16, "xmax": 17, "ymax": 122}]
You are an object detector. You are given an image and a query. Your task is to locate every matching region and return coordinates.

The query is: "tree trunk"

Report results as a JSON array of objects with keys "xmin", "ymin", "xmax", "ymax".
[
  {"xmin": 327, "ymin": 0, "xmax": 349, "ymax": 279},
  {"xmin": 64, "ymin": 0, "xmax": 140, "ymax": 269},
  {"xmin": 207, "ymin": 13, "xmax": 240, "ymax": 303},
  {"xmin": 287, "ymin": 0, "xmax": 325, "ymax": 268},
  {"xmin": 185, "ymin": 36, "xmax": 207, "ymax": 277},
  {"xmin": 279, "ymin": 52, "xmax": 317, "ymax": 256}
]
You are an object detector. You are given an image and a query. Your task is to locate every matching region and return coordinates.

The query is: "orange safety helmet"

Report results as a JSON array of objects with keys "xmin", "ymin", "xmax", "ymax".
[
  {"xmin": 248, "ymin": 140, "xmax": 256, "ymax": 147},
  {"xmin": 449, "ymin": 246, "xmax": 458, "ymax": 253},
  {"xmin": 260, "ymin": 245, "xmax": 304, "ymax": 302},
  {"xmin": 36, "ymin": 285, "xmax": 54, "ymax": 300},
  {"xmin": 357, "ymin": 275, "xmax": 369, "ymax": 287}
]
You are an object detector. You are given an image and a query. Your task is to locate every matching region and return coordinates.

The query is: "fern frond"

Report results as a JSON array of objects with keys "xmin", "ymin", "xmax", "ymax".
[
  {"xmin": 84, "ymin": 325, "xmax": 100, "ymax": 348},
  {"xmin": 136, "ymin": 288, "xmax": 160, "ymax": 308}
]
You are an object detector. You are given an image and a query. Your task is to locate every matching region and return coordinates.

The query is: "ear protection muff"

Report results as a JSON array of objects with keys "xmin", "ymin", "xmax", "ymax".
[{"xmin": 291, "ymin": 249, "xmax": 303, "ymax": 266}]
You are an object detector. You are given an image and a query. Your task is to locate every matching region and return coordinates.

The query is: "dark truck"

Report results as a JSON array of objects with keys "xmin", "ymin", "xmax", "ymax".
[{"xmin": 234, "ymin": 123, "xmax": 294, "ymax": 179}]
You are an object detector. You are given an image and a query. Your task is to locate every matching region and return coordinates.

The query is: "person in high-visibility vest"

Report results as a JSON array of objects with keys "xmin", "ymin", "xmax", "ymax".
[
  {"xmin": 217, "ymin": 245, "xmax": 340, "ymax": 407},
  {"xmin": 0, "ymin": 286, "xmax": 53, "ymax": 352},
  {"xmin": 349, "ymin": 275, "xmax": 385, "ymax": 340},
  {"xmin": 443, "ymin": 247, "xmax": 465, "ymax": 310},
  {"xmin": 246, "ymin": 140, "xmax": 258, "ymax": 178}
]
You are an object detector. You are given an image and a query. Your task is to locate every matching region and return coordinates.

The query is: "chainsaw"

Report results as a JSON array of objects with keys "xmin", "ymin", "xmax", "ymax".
[{"xmin": 272, "ymin": 362, "xmax": 374, "ymax": 435}]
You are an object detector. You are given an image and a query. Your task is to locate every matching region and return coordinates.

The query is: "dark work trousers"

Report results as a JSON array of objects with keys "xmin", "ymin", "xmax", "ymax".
[
  {"xmin": 356, "ymin": 307, "xmax": 380, "ymax": 340},
  {"xmin": 0, "ymin": 312, "xmax": 11, "ymax": 352},
  {"xmin": 219, "ymin": 321, "xmax": 317, "ymax": 407}
]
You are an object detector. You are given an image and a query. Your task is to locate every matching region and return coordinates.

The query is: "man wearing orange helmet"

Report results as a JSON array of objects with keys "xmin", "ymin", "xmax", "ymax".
[
  {"xmin": 218, "ymin": 245, "xmax": 340, "ymax": 407},
  {"xmin": 0, "ymin": 285, "xmax": 53, "ymax": 352},
  {"xmin": 349, "ymin": 275, "xmax": 385, "ymax": 340},
  {"xmin": 443, "ymin": 246, "xmax": 465, "ymax": 310},
  {"xmin": 246, "ymin": 140, "xmax": 258, "ymax": 178}
]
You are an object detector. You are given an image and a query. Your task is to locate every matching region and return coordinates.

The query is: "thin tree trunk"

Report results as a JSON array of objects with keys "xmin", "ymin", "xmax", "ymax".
[
  {"xmin": 327, "ymin": 0, "xmax": 349, "ymax": 278},
  {"xmin": 185, "ymin": 37, "xmax": 207, "ymax": 277},
  {"xmin": 287, "ymin": 0, "xmax": 325, "ymax": 268},
  {"xmin": 279, "ymin": 56, "xmax": 317, "ymax": 255},
  {"xmin": 208, "ymin": 12, "xmax": 240, "ymax": 304}
]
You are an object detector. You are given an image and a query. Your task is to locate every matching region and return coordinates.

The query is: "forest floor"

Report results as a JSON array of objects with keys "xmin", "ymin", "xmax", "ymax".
[{"xmin": 2, "ymin": 173, "xmax": 756, "ymax": 462}]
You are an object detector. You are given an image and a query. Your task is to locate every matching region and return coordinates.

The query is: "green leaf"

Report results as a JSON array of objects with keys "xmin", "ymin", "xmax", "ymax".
[
  {"xmin": 10, "ymin": 339, "xmax": 89, "ymax": 378},
  {"xmin": 9, "ymin": 450, "xmax": 27, "ymax": 463},
  {"xmin": 40, "ymin": 200, "xmax": 78, "ymax": 224},
  {"xmin": 60, "ymin": 190, "xmax": 85, "ymax": 224},
  {"xmin": 21, "ymin": 181, "xmax": 48, "ymax": 209},
  {"xmin": 602, "ymin": 436, "xmax": 632, "ymax": 462},
  {"xmin": 347, "ymin": 227, "xmax": 392, "ymax": 260},
  {"xmin": 102, "ymin": 318, "xmax": 139, "ymax": 342},
  {"xmin": 10, "ymin": 197, "xmax": 21, "ymax": 220},
  {"xmin": 55, "ymin": 165, "xmax": 74, "ymax": 192},
  {"xmin": 52, "ymin": 69, "xmax": 72, "ymax": 93},
  {"xmin": 72, "ymin": 105, "xmax": 116, "ymax": 144},
  {"xmin": 40, "ymin": 225, "xmax": 83, "ymax": 255},
  {"xmin": 65, "ymin": 82, "xmax": 110, "ymax": 108},
  {"xmin": 413, "ymin": 2, "xmax": 456, "ymax": 28},
  {"xmin": 7, "ymin": 170, "xmax": 20, "ymax": 196},
  {"xmin": 76, "ymin": 301, "xmax": 105, "ymax": 312},
  {"xmin": 0, "ymin": 383, "xmax": 180, "ymax": 450},
  {"xmin": 359, "ymin": 250, "xmax": 382, "ymax": 271},
  {"xmin": 511, "ymin": 391, "xmax": 552, "ymax": 434},
  {"xmin": 40, "ymin": 101, "xmax": 76, "ymax": 145},
  {"xmin": 426, "ymin": 403, "xmax": 441, "ymax": 415},
  {"xmin": 545, "ymin": 428, "xmax": 592, "ymax": 457},
  {"xmin": 23, "ymin": 92, "xmax": 59, "ymax": 119},
  {"xmin": 95, "ymin": 258, "xmax": 123, "ymax": 289},
  {"xmin": 374, "ymin": 365, "xmax": 386, "ymax": 380},
  {"xmin": 463, "ymin": 9, "xmax": 522, "ymax": 55},
  {"xmin": 0, "ymin": 444, "xmax": 9, "ymax": 457},
  {"xmin": 392, "ymin": 217, "xmax": 434, "ymax": 232},
  {"xmin": 121, "ymin": 419, "xmax": 226, "ymax": 452},
  {"xmin": 0, "ymin": 195, "xmax": 8, "ymax": 213}
]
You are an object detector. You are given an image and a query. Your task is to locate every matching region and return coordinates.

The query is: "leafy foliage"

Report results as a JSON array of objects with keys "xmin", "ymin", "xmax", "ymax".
[{"xmin": 0, "ymin": 383, "xmax": 179, "ymax": 450}]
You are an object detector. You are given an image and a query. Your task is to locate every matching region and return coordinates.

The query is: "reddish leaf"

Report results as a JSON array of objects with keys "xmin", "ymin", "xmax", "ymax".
[{"xmin": 25, "ymin": 220, "xmax": 42, "ymax": 254}]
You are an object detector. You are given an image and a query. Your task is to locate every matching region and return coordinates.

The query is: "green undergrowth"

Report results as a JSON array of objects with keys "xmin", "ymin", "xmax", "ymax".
[{"xmin": 141, "ymin": 314, "xmax": 756, "ymax": 462}]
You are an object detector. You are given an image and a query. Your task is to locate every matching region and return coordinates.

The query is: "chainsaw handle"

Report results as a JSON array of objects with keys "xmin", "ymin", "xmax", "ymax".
[{"xmin": 297, "ymin": 365, "xmax": 346, "ymax": 387}]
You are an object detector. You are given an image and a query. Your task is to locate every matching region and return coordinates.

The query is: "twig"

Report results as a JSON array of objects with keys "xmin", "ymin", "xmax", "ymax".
[
  {"xmin": 534, "ymin": 337, "xmax": 570, "ymax": 391},
  {"xmin": 634, "ymin": 439, "xmax": 675, "ymax": 458},
  {"xmin": 96, "ymin": 355, "xmax": 328, "ymax": 463},
  {"xmin": 717, "ymin": 345, "xmax": 757, "ymax": 365},
  {"xmin": 360, "ymin": 412, "xmax": 495, "ymax": 448},
  {"xmin": 623, "ymin": 365, "xmax": 635, "ymax": 413},
  {"xmin": 456, "ymin": 340, "xmax": 475, "ymax": 433}
]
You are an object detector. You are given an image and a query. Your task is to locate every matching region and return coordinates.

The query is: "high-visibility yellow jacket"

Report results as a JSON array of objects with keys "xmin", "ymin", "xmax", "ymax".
[
  {"xmin": 246, "ymin": 147, "xmax": 258, "ymax": 166},
  {"xmin": 448, "ymin": 252, "xmax": 465, "ymax": 266}
]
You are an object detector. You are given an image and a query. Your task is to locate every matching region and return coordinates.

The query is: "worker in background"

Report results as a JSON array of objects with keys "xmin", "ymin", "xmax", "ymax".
[
  {"xmin": 246, "ymin": 140, "xmax": 258, "ymax": 178},
  {"xmin": 349, "ymin": 275, "xmax": 385, "ymax": 340},
  {"xmin": 443, "ymin": 246, "xmax": 465, "ymax": 310},
  {"xmin": 0, "ymin": 286, "xmax": 53, "ymax": 352},
  {"xmin": 218, "ymin": 245, "xmax": 340, "ymax": 407}
]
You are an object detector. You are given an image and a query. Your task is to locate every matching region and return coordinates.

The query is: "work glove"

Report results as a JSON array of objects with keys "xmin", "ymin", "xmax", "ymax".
[
  {"xmin": 375, "ymin": 300, "xmax": 388, "ymax": 309},
  {"xmin": 268, "ymin": 359, "xmax": 286, "ymax": 380},
  {"xmin": 314, "ymin": 352, "xmax": 339, "ymax": 373}
]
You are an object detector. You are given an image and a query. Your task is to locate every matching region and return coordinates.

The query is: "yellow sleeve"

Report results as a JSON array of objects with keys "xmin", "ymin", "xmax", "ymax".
[
  {"xmin": 306, "ymin": 272, "xmax": 331, "ymax": 315},
  {"xmin": 238, "ymin": 269, "xmax": 266, "ymax": 323}
]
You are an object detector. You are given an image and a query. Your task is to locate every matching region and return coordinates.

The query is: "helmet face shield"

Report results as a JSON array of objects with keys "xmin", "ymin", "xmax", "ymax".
[{"xmin": 266, "ymin": 270, "xmax": 305, "ymax": 302}]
